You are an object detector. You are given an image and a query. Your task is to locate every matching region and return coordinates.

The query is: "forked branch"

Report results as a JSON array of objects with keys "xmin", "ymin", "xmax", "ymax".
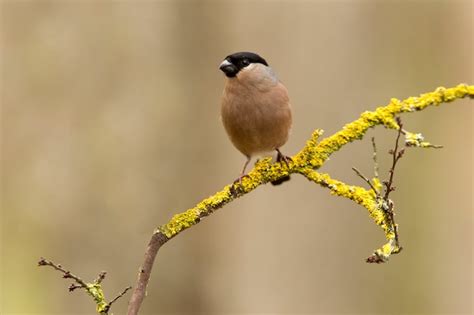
[{"xmin": 126, "ymin": 84, "xmax": 473, "ymax": 314}]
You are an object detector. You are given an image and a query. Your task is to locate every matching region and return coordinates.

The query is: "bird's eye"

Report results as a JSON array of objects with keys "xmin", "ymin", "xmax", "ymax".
[{"xmin": 241, "ymin": 59, "xmax": 250, "ymax": 66}]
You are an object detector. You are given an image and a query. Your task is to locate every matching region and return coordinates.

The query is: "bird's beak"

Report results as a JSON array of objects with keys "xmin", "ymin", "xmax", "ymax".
[{"xmin": 219, "ymin": 59, "xmax": 238, "ymax": 77}]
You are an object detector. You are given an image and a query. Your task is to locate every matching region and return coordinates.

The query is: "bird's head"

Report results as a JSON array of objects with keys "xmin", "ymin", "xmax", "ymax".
[{"xmin": 219, "ymin": 52, "xmax": 268, "ymax": 78}]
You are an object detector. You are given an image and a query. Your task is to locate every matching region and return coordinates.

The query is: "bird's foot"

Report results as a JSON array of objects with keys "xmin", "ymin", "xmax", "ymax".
[
  {"xmin": 272, "ymin": 149, "xmax": 292, "ymax": 186},
  {"xmin": 276, "ymin": 149, "xmax": 292, "ymax": 167},
  {"xmin": 230, "ymin": 174, "xmax": 250, "ymax": 197},
  {"xmin": 233, "ymin": 174, "xmax": 250, "ymax": 185}
]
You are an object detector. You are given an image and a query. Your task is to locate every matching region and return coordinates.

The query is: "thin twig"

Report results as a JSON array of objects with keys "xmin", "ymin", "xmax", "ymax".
[
  {"xmin": 383, "ymin": 117, "xmax": 405, "ymax": 200},
  {"xmin": 365, "ymin": 120, "xmax": 407, "ymax": 264},
  {"xmin": 353, "ymin": 137, "xmax": 380, "ymax": 196},
  {"xmin": 69, "ymin": 283, "xmax": 83, "ymax": 292},
  {"xmin": 95, "ymin": 271, "xmax": 107, "ymax": 284},
  {"xmin": 352, "ymin": 167, "xmax": 378, "ymax": 194},
  {"xmin": 402, "ymin": 128, "xmax": 444, "ymax": 148},
  {"xmin": 386, "ymin": 201, "xmax": 400, "ymax": 246},
  {"xmin": 105, "ymin": 286, "xmax": 133, "ymax": 312},
  {"xmin": 38, "ymin": 257, "xmax": 88, "ymax": 288},
  {"xmin": 381, "ymin": 117, "xmax": 406, "ymax": 251},
  {"xmin": 426, "ymin": 144, "xmax": 443, "ymax": 149},
  {"xmin": 371, "ymin": 137, "xmax": 379, "ymax": 178}
]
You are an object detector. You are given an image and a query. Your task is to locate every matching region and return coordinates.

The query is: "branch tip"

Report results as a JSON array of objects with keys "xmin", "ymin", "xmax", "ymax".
[{"xmin": 37, "ymin": 257, "xmax": 129, "ymax": 314}]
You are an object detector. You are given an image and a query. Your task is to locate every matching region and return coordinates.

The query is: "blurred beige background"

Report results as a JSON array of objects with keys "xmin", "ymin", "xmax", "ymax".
[{"xmin": 1, "ymin": 1, "xmax": 472, "ymax": 314}]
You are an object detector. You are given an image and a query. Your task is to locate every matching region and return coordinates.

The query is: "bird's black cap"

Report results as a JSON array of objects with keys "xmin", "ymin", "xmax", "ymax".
[{"xmin": 219, "ymin": 52, "xmax": 268, "ymax": 77}]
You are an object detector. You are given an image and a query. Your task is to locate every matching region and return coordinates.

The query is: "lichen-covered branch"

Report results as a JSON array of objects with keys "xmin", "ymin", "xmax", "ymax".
[
  {"xmin": 157, "ymin": 85, "xmax": 473, "ymax": 242},
  {"xmin": 126, "ymin": 84, "xmax": 473, "ymax": 315}
]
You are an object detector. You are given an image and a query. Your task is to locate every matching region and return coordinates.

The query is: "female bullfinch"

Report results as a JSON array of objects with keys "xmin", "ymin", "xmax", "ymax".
[{"xmin": 219, "ymin": 52, "xmax": 292, "ymax": 185}]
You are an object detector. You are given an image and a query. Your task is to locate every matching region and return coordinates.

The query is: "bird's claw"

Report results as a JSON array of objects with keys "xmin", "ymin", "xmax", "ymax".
[
  {"xmin": 233, "ymin": 174, "xmax": 250, "ymax": 185},
  {"xmin": 230, "ymin": 174, "xmax": 249, "ymax": 197},
  {"xmin": 276, "ymin": 150, "xmax": 292, "ymax": 167}
]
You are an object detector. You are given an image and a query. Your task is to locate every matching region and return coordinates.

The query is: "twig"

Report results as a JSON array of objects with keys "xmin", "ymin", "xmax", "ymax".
[
  {"xmin": 383, "ymin": 117, "xmax": 405, "ymax": 200},
  {"xmin": 386, "ymin": 201, "xmax": 400, "ymax": 247},
  {"xmin": 95, "ymin": 271, "xmax": 107, "ymax": 284},
  {"xmin": 363, "ymin": 121, "xmax": 408, "ymax": 263},
  {"xmin": 425, "ymin": 143, "xmax": 443, "ymax": 149},
  {"xmin": 371, "ymin": 137, "xmax": 379, "ymax": 178},
  {"xmin": 352, "ymin": 137, "xmax": 381, "ymax": 196},
  {"xmin": 105, "ymin": 286, "xmax": 132, "ymax": 312},
  {"xmin": 38, "ymin": 257, "xmax": 131, "ymax": 314},
  {"xmin": 38, "ymin": 257, "xmax": 88, "ymax": 288},
  {"xmin": 400, "ymin": 128, "xmax": 443, "ymax": 148},
  {"xmin": 352, "ymin": 167, "xmax": 378, "ymax": 194},
  {"xmin": 374, "ymin": 117, "xmax": 405, "ymax": 260}
]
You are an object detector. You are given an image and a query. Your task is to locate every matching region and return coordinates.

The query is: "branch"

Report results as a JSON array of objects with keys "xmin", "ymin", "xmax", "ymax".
[
  {"xmin": 352, "ymin": 166, "xmax": 378, "ymax": 194},
  {"xmin": 371, "ymin": 137, "xmax": 379, "ymax": 179},
  {"xmin": 383, "ymin": 117, "xmax": 405, "ymax": 201},
  {"xmin": 355, "ymin": 118, "xmax": 406, "ymax": 263},
  {"xmin": 127, "ymin": 232, "xmax": 168, "ymax": 315},
  {"xmin": 38, "ymin": 257, "xmax": 131, "ymax": 314},
  {"xmin": 125, "ymin": 84, "xmax": 474, "ymax": 314}
]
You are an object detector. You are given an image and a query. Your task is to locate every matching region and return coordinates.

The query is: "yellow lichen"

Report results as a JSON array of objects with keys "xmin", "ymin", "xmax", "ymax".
[
  {"xmin": 372, "ymin": 177, "xmax": 382, "ymax": 193},
  {"xmin": 86, "ymin": 283, "xmax": 108, "ymax": 313},
  {"xmin": 159, "ymin": 210, "xmax": 201, "ymax": 238}
]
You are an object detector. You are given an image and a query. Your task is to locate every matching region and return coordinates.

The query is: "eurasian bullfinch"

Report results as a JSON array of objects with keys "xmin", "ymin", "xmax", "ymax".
[{"xmin": 219, "ymin": 52, "xmax": 292, "ymax": 185}]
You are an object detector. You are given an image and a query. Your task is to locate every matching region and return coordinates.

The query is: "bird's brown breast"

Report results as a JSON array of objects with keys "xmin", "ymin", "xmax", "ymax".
[{"xmin": 221, "ymin": 73, "xmax": 292, "ymax": 157}]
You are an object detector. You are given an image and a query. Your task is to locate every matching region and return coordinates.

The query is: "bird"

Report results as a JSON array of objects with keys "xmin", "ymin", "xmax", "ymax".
[{"xmin": 219, "ymin": 51, "xmax": 292, "ymax": 185}]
